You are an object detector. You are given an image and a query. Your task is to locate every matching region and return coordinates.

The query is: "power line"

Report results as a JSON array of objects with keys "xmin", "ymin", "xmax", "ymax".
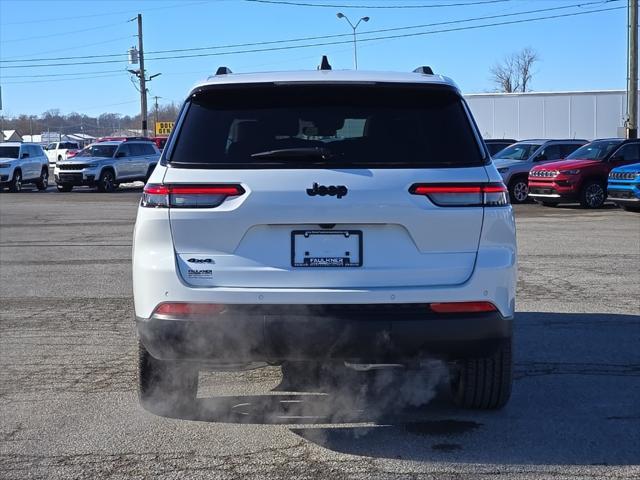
[
  {"xmin": 0, "ymin": 5, "xmax": 625, "ymax": 71},
  {"xmin": 0, "ymin": 21, "xmax": 127, "ymax": 44},
  {"xmin": 0, "ymin": 0, "xmax": 620, "ymax": 67},
  {"xmin": 0, "ymin": 1, "xmax": 212, "ymax": 26},
  {"xmin": 146, "ymin": 5, "xmax": 625, "ymax": 62},
  {"xmin": 146, "ymin": 0, "xmax": 621, "ymax": 55},
  {"xmin": 2, "ymin": 73, "xmax": 127, "ymax": 86},
  {"xmin": 244, "ymin": 0, "xmax": 509, "ymax": 8},
  {"xmin": 1, "ymin": 69, "xmax": 125, "ymax": 79},
  {"xmin": 0, "ymin": 36, "xmax": 133, "ymax": 61}
]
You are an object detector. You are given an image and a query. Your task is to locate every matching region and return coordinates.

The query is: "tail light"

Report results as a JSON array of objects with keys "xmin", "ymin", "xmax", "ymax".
[
  {"xmin": 430, "ymin": 301, "xmax": 497, "ymax": 313},
  {"xmin": 153, "ymin": 302, "xmax": 225, "ymax": 317},
  {"xmin": 142, "ymin": 183, "xmax": 245, "ymax": 208},
  {"xmin": 409, "ymin": 183, "xmax": 509, "ymax": 207}
]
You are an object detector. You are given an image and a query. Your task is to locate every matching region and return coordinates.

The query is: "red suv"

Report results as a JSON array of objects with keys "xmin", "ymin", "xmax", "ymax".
[{"xmin": 528, "ymin": 139, "xmax": 640, "ymax": 208}]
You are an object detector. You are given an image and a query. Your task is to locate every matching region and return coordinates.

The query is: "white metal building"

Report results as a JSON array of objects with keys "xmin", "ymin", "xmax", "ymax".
[{"xmin": 464, "ymin": 90, "xmax": 637, "ymax": 141}]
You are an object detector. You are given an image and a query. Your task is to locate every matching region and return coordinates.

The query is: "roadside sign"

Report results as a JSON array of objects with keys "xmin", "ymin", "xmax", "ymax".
[{"xmin": 155, "ymin": 121, "xmax": 174, "ymax": 136}]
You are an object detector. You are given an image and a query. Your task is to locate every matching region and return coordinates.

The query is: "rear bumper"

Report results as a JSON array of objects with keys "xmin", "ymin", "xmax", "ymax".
[{"xmin": 136, "ymin": 305, "xmax": 512, "ymax": 362}]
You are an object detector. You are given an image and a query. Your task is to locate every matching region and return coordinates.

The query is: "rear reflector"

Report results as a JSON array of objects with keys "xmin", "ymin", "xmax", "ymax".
[
  {"xmin": 410, "ymin": 183, "xmax": 509, "ymax": 207},
  {"xmin": 153, "ymin": 302, "xmax": 225, "ymax": 317},
  {"xmin": 142, "ymin": 183, "xmax": 245, "ymax": 208},
  {"xmin": 430, "ymin": 301, "xmax": 497, "ymax": 313}
]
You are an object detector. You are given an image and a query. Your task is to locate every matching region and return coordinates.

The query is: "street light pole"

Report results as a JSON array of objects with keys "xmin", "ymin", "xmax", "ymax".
[
  {"xmin": 627, "ymin": 0, "xmax": 638, "ymax": 139},
  {"xmin": 336, "ymin": 13, "xmax": 370, "ymax": 70}
]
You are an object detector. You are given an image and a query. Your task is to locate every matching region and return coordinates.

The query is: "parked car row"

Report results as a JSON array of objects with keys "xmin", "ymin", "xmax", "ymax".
[
  {"xmin": 0, "ymin": 137, "xmax": 160, "ymax": 193},
  {"xmin": 492, "ymin": 139, "xmax": 588, "ymax": 203},
  {"xmin": 528, "ymin": 138, "xmax": 640, "ymax": 210},
  {"xmin": 1, "ymin": 134, "xmax": 639, "ymax": 211},
  {"xmin": 485, "ymin": 137, "xmax": 640, "ymax": 210}
]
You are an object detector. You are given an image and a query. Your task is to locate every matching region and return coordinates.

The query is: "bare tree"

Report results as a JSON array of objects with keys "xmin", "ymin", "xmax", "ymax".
[{"xmin": 490, "ymin": 47, "xmax": 539, "ymax": 93}]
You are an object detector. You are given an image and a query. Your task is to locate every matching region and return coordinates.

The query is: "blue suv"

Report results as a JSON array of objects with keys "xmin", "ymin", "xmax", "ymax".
[{"xmin": 608, "ymin": 162, "xmax": 640, "ymax": 212}]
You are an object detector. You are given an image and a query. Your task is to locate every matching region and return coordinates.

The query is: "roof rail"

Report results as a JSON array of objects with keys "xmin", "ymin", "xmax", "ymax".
[
  {"xmin": 123, "ymin": 136, "xmax": 153, "ymax": 142},
  {"xmin": 413, "ymin": 66, "xmax": 434, "ymax": 75},
  {"xmin": 318, "ymin": 55, "xmax": 332, "ymax": 71},
  {"xmin": 215, "ymin": 66, "xmax": 233, "ymax": 75}
]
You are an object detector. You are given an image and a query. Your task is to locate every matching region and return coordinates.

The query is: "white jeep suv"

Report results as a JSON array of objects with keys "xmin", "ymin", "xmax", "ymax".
[
  {"xmin": 133, "ymin": 63, "xmax": 517, "ymax": 414},
  {"xmin": 0, "ymin": 142, "xmax": 50, "ymax": 192}
]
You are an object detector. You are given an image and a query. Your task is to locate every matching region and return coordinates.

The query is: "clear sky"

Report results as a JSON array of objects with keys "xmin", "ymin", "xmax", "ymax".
[{"xmin": 0, "ymin": 0, "xmax": 627, "ymax": 117}]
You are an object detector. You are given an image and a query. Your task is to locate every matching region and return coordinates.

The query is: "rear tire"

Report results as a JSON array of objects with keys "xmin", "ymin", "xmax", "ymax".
[
  {"xmin": 580, "ymin": 181, "xmax": 606, "ymax": 209},
  {"xmin": 450, "ymin": 338, "xmax": 512, "ymax": 409},
  {"xmin": 508, "ymin": 177, "xmax": 529, "ymax": 204},
  {"xmin": 8, "ymin": 170, "xmax": 22, "ymax": 192},
  {"xmin": 36, "ymin": 167, "xmax": 49, "ymax": 191},
  {"xmin": 138, "ymin": 340, "xmax": 198, "ymax": 416},
  {"xmin": 56, "ymin": 184, "xmax": 72, "ymax": 192}
]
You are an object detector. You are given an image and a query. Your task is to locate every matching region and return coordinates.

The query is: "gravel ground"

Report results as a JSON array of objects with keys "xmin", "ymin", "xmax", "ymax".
[{"xmin": 1, "ymin": 184, "xmax": 639, "ymax": 479}]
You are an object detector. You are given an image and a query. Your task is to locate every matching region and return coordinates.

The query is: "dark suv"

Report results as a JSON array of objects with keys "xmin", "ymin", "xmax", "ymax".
[{"xmin": 484, "ymin": 139, "xmax": 517, "ymax": 156}]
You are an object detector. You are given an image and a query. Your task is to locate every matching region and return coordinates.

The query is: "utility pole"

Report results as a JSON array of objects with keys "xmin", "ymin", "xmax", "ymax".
[
  {"xmin": 128, "ymin": 14, "xmax": 160, "ymax": 138},
  {"xmin": 137, "ymin": 14, "xmax": 148, "ymax": 137},
  {"xmin": 627, "ymin": 0, "xmax": 638, "ymax": 139}
]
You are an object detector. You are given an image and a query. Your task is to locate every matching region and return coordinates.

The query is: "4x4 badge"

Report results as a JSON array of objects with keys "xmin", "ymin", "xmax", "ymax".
[
  {"xmin": 306, "ymin": 183, "xmax": 348, "ymax": 199},
  {"xmin": 187, "ymin": 258, "xmax": 214, "ymax": 264}
]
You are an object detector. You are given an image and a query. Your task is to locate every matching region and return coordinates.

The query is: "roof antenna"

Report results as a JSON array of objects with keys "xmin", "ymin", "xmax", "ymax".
[
  {"xmin": 215, "ymin": 66, "xmax": 232, "ymax": 75},
  {"xmin": 318, "ymin": 55, "xmax": 332, "ymax": 71},
  {"xmin": 413, "ymin": 66, "xmax": 434, "ymax": 75}
]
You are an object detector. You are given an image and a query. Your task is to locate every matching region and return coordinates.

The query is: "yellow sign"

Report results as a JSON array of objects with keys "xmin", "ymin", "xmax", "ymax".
[{"xmin": 155, "ymin": 121, "xmax": 174, "ymax": 136}]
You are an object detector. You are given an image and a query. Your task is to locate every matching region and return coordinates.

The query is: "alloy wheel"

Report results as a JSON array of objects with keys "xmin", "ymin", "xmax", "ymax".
[
  {"xmin": 102, "ymin": 172, "xmax": 114, "ymax": 191},
  {"xmin": 13, "ymin": 172, "xmax": 22, "ymax": 192},
  {"xmin": 513, "ymin": 181, "xmax": 529, "ymax": 203},
  {"xmin": 585, "ymin": 184, "xmax": 604, "ymax": 208}
]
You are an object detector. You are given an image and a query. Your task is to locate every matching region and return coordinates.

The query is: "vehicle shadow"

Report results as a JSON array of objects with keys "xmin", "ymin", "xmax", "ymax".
[
  {"xmin": 146, "ymin": 312, "xmax": 640, "ymax": 466},
  {"xmin": 547, "ymin": 202, "xmax": 619, "ymax": 210}
]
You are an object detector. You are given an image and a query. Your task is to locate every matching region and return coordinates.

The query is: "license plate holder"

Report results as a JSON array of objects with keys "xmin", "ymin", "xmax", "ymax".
[{"xmin": 291, "ymin": 230, "xmax": 362, "ymax": 267}]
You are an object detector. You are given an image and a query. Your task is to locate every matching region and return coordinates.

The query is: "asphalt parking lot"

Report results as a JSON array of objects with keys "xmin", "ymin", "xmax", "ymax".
[{"xmin": 0, "ymin": 183, "xmax": 639, "ymax": 479}]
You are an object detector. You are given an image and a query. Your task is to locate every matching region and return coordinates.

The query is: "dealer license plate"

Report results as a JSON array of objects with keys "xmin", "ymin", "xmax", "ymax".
[{"xmin": 291, "ymin": 230, "xmax": 362, "ymax": 267}]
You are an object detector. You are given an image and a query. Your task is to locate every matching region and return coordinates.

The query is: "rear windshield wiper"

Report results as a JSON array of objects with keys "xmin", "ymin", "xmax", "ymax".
[{"xmin": 250, "ymin": 147, "xmax": 338, "ymax": 161}]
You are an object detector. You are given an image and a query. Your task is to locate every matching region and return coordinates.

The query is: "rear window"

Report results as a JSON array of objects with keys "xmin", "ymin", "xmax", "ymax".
[
  {"xmin": 168, "ymin": 85, "xmax": 484, "ymax": 168},
  {"xmin": 141, "ymin": 143, "xmax": 158, "ymax": 155}
]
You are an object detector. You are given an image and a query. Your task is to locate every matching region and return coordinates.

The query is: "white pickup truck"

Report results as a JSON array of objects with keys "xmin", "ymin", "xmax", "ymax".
[{"xmin": 44, "ymin": 141, "xmax": 80, "ymax": 165}]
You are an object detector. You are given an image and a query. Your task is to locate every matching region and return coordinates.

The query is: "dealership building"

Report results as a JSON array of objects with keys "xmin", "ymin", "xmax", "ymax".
[{"xmin": 464, "ymin": 89, "xmax": 636, "ymax": 141}]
